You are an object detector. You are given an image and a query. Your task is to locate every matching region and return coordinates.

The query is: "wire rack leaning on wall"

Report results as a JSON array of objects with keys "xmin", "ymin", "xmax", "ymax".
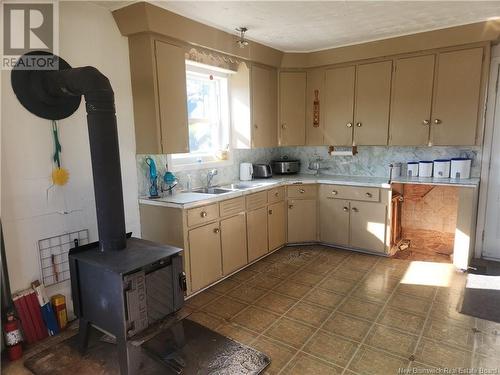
[{"xmin": 37, "ymin": 230, "xmax": 89, "ymax": 286}]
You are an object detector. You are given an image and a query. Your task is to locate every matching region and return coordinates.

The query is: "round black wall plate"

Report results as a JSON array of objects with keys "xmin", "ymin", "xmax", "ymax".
[{"xmin": 11, "ymin": 51, "xmax": 81, "ymax": 120}]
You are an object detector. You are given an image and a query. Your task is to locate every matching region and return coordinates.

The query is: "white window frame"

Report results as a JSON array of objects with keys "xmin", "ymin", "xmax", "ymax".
[{"xmin": 168, "ymin": 61, "xmax": 233, "ymax": 172}]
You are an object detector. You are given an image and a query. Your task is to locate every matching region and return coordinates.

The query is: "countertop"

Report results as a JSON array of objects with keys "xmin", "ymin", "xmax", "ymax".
[{"xmin": 139, "ymin": 174, "xmax": 479, "ymax": 209}]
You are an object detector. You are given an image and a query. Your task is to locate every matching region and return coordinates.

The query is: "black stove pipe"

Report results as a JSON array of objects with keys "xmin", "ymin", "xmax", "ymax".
[{"xmin": 43, "ymin": 67, "xmax": 127, "ymax": 251}]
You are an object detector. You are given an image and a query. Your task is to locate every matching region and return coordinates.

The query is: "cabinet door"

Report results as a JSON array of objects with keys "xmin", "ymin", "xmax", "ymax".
[
  {"xmin": 268, "ymin": 201, "xmax": 286, "ymax": 251},
  {"xmin": 279, "ymin": 71, "xmax": 306, "ymax": 146},
  {"xmin": 349, "ymin": 201, "xmax": 387, "ymax": 253},
  {"xmin": 155, "ymin": 41, "xmax": 189, "ymax": 153},
  {"xmin": 319, "ymin": 198, "xmax": 350, "ymax": 247},
  {"xmin": 431, "ymin": 48, "xmax": 483, "ymax": 145},
  {"xmin": 188, "ymin": 222, "xmax": 222, "ymax": 291},
  {"xmin": 354, "ymin": 61, "xmax": 392, "ymax": 145},
  {"xmin": 221, "ymin": 213, "xmax": 248, "ymax": 275},
  {"xmin": 247, "ymin": 207, "xmax": 268, "ymax": 261},
  {"xmin": 390, "ymin": 55, "xmax": 435, "ymax": 145},
  {"xmin": 252, "ymin": 65, "xmax": 278, "ymax": 148},
  {"xmin": 324, "ymin": 66, "xmax": 355, "ymax": 146},
  {"xmin": 288, "ymin": 199, "xmax": 317, "ymax": 243},
  {"xmin": 306, "ymin": 68, "xmax": 325, "ymax": 145}
]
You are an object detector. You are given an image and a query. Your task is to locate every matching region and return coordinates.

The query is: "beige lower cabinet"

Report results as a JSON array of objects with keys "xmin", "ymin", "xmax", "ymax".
[
  {"xmin": 318, "ymin": 184, "xmax": 390, "ymax": 254},
  {"xmin": 320, "ymin": 198, "xmax": 350, "ymax": 247},
  {"xmin": 288, "ymin": 199, "xmax": 317, "ymax": 243},
  {"xmin": 268, "ymin": 201, "xmax": 286, "ymax": 250},
  {"xmin": 221, "ymin": 213, "xmax": 248, "ymax": 275},
  {"xmin": 247, "ymin": 207, "xmax": 269, "ymax": 261},
  {"xmin": 349, "ymin": 201, "xmax": 387, "ymax": 254},
  {"xmin": 188, "ymin": 222, "xmax": 222, "ymax": 291}
]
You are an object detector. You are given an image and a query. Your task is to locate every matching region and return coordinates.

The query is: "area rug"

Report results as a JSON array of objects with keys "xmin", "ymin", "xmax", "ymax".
[
  {"xmin": 459, "ymin": 273, "xmax": 500, "ymax": 323},
  {"xmin": 24, "ymin": 318, "xmax": 270, "ymax": 375}
]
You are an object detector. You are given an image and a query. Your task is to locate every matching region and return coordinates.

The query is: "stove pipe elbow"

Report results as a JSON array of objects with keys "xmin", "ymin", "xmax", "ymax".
[{"xmin": 44, "ymin": 66, "xmax": 127, "ymax": 251}]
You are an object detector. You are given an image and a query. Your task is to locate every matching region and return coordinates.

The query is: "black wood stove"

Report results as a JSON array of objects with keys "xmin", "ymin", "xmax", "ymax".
[{"xmin": 11, "ymin": 52, "xmax": 185, "ymax": 375}]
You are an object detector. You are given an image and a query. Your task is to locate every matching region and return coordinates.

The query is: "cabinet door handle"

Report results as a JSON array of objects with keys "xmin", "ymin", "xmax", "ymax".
[
  {"xmin": 274, "ymin": 191, "xmax": 279, "ymax": 197},
  {"xmin": 288, "ymin": 204, "xmax": 294, "ymax": 209},
  {"xmin": 213, "ymin": 228, "xmax": 220, "ymax": 234},
  {"xmin": 351, "ymin": 207, "xmax": 358, "ymax": 212},
  {"xmin": 299, "ymin": 189, "xmax": 305, "ymax": 194},
  {"xmin": 254, "ymin": 124, "xmax": 259, "ymax": 129},
  {"xmin": 346, "ymin": 122, "xmax": 353, "ymax": 128},
  {"xmin": 365, "ymin": 192, "xmax": 372, "ymax": 198},
  {"xmin": 281, "ymin": 123, "xmax": 287, "ymax": 129},
  {"xmin": 268, "ymin": 209, "xmax": 273, "ymax": 215},
  {"xmin": 422, "ymin": 120, "xmax": 430, "ymax": 125},
  {"xmin": 331, "ymin": 190, "xmax": 338, "ymax": 195},
  {"xmin": 356, "ymin": 122, "xmax": 362, "ymax": 127},
  {"xmin": 433, "ymin": 119, "xmax": 442, "ymax": 125},
  {"xmin": 200, "ymin": 211, "xmax": 208, "ymax": 218},
  {"xmin": 343, "ymin": 206, "xmax": 349, "ymax": 212}
]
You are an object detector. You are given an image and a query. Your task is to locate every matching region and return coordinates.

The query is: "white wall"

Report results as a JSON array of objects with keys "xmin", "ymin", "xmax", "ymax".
[{"xmin": 0, "ymin": 1, "xmax": 140, "ymax": 314}]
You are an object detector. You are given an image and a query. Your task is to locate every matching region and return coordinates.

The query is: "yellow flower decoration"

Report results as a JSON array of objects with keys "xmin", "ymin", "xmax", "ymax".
[{"xmin": 52, "ymin": 167, "xmax": 69, "ymax": 186}]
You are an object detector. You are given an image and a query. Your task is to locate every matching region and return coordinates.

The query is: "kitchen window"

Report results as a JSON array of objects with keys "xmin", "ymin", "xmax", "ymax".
[{"xmin": 168, "ymin": 62, "xmax": 231, "ymax": 171}]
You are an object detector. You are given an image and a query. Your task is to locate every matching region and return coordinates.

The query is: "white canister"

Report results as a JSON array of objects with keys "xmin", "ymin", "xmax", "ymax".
[
  {"xmin": 419, "ymin": 161, "xmax": 433, "ymax": 177},
  {"xmin": 433, "ymin": 159, "xmax": 451, "ymax": 178},
  {"xmin": 406, "ymin": 162, "xmax": 419, "ymax": 177},
  {"xmin": 239, "ymin": 162, "xmax": 253, "ymax": 181},
  {"xmin": 450, "ymin": 158, "xmax": 471, "ymax": 179},
  {"xmin": 389, "ymin": 163, "xmax": 401, "ymax": 179}
]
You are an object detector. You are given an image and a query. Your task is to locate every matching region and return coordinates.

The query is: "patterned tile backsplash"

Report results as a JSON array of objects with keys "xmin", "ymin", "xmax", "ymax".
[{"xmin": 136, "ymin": 146, "xmax": 481, "ymax": 196}]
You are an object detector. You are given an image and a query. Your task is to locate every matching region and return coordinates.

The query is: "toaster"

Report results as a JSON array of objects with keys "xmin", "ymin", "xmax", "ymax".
[{"xmin": 253, "ymin": 164, "xmax": 272, "ymax": 178}]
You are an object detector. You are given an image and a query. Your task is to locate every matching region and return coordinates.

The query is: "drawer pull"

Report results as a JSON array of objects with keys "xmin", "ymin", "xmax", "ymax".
[
  {"xmin": 274, "ymin": 191, "xmax": 279, "ymax": 197},
  {"xmin": 299, "ymin": 189, "xmax": 305, "ymax": 194},
  {"xmin": 200, "ymin": 211, "xmax": 208, "ymax": 218},
  {"xmin": 213, "ymin": 228, "xmax": 220, "ymax": 234},
  {"xmin": 351, "ymin": 207, "xmax": 358, "ymax": 212},
  {"xmin": 365, "ymin": 192, "xmax": 372, "ymax": 198},
  {"xmin": 343, "ymin": 206, "xmax": 349, "ymax": 212},
  {"xmin": 331, "ymin": 190, "xmax": 338, "ymax": 195},
  {"xmin": 268, "ymin": 209, "xmax": 273, "ymax": 215},
  {"xmin": 288, "ymin": 204, "xmax": 294, "ymax": 209}
]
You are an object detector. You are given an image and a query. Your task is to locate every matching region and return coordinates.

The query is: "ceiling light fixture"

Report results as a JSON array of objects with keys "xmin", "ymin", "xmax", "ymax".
[{"xmin": 236, "ymin": 27, "xmax": 249, "ymax": 48}]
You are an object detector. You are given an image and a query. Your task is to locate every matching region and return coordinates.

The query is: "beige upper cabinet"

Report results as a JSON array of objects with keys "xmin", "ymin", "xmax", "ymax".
[
  {"xmin": 155, "ymin": 41, "xmax": 190, "ymax": 153},
  {"xmin": 306, "ymin": 68, "xmax": 325, "ymax": 145},
  {"xmin": 221, "ymin": 213, "xmax": 248, "ymax": 275},
  {"xmin": 324, "ymin": 66, "xmax": 356, "ymax": 146},
  {"xmin": 279, "ymin": 71, "xmax": 306, "ymax": 146},
  {"xmin": 389, "ymin": 55, "xmax": 435, "ymax": 146},
  {"xmin": 188, "ymin": 222, "xmax": 222, "ymax": 291},
  {"xmin": 354, "ymin": 61, "xmax": 392, "ymax": 146},
  {"xmin": 431, "ymin": 48, "xmax": 484, "ymax": 145},
  {"xmin": 268, "ymin": 201, "xmax": 286, "ymax": 251},
  {"xmin": 252, "ymin": 65, "xmax": 278, "ymax": 148},
  {"xmin": 128, "ymin": 35, "xmax": 189, "ymax": 154}
]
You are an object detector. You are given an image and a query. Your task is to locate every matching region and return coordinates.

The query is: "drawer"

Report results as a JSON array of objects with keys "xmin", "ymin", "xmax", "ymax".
[
  {"xmin": 219, "ymin": 197, "xmax": 245, "ymax": 217},
  {"xmin": 287, "ymin": 184, "xmax": 317, "ymax": 199},
  {"xmin": 187, "ymin": 203, "xmax": 219, "ymax": 227},
  {"xmin": 267, "ymin": 187, "xmax": 285, "ymax": 203},
  {"xmin": 246, "ymin": 191, "xmax": 268, "ymax": 210},
  {"xmin": 319, "ymin": 184, "xmax": 380, "ymax": 202}
]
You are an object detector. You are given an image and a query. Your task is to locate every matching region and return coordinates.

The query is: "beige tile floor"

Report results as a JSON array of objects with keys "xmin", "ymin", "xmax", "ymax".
[
  {"xmin": 4, "ymin": 245, "xmax": 500, "ymax": 375},
  {"xmin": 186, "ymin": 245, "xmax": 500, "ymax": 375}
]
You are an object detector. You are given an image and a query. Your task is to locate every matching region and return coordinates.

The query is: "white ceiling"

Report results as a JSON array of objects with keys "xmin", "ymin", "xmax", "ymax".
[{"xmin": 141, "ymin": 1, "xmax": 500, "ymax": 52}]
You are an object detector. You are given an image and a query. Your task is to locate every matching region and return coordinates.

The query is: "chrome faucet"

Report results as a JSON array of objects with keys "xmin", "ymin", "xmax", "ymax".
[{"xmin": 206, "ymin": 169, "xmax": 218, "ymax": 188}]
